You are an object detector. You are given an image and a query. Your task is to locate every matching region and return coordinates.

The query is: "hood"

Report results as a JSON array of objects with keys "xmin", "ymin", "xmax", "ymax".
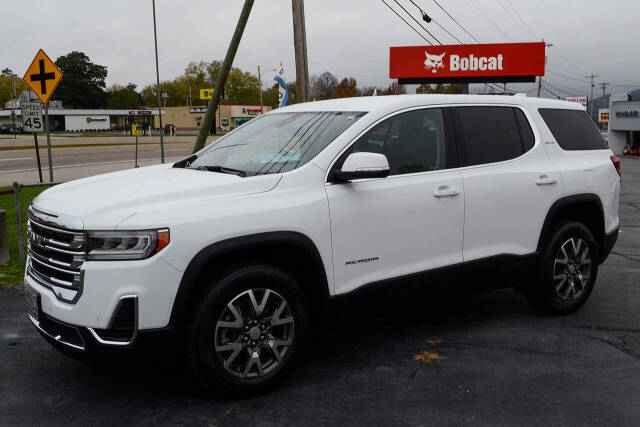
[{"xmin": 32, "ymin": 164, "xmax": 281, "ymax": 229}]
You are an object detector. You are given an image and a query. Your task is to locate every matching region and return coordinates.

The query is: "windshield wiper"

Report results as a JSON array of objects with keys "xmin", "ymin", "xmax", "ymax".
[
  {"xmin": 173, "ymin": 154, "xmax": 197, "ymax": 169},
  {"xmin": 192, "ymin": 165, "xmax": 247, "ymax": 177}
]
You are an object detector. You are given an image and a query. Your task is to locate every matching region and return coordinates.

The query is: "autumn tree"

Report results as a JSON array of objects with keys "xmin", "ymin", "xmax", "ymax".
[
  {"xmin": 0, "ymin": 70, "xmax": 28, "ymax": 106},
  {"xmin": 333, "ymin": 77, "xmax": 359, "ymax": 98}
]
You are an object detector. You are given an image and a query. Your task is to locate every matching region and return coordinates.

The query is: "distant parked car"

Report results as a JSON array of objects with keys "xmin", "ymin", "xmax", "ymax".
[
  {"xmin": 0, "ymin": 123, "xmax": 23, "ymax": 134},
  {"xmin": 600, "ymin": 131, "xmax": 609, "ymax": 146}
]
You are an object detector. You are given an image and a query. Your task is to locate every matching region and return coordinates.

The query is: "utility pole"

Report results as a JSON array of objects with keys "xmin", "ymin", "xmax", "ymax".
[
  {"xmin": 152, "ymin": 0, "xmax": 165, "ymax": 163},
  {"xmin": 600, "ymin": 82, "xmax": 610, "ymax": 130},
  {"xmin": 600, "ymin": 82, "xmax": 609, "ymax": 109},
  {"xmin": 537, "ymin": 41, "xmax": 553, "ymax": 97},
  {"xmin": 193, "ymin": 0, "xmax": 254, "ymax": 153},
  {"xmin": 292, "ymin": 0, "xmax": 310, "ymax": 103},
  {"xmin": 258, "ymin": 65, "xmax": 263, "ymax": 115},
  {"xmin": 585, "ymin": 73, "xmax": 599, "ymax": 120}
]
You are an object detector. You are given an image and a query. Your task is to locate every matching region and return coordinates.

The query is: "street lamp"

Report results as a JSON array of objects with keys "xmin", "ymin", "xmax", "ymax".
[
  {"xmin": 152, "ymin": 0, "xmax": 165, "ymax": 163},
  {"xmin": 257, "ymin": 65, "xmax": 277, "ymax": 115}
]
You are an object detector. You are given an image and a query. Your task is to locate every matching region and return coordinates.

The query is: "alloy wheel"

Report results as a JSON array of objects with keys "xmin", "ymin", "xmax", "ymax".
[
  {"xmin": 214, "ymin": 288, "xmax": 295, "ymax": 379},
  {"xmin": 552, "ymin": 237, "xmax": 592, "ymax": 302}
]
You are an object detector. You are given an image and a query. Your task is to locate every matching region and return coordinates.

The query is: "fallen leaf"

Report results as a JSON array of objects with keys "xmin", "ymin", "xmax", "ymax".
[{"xmin": 413, "ymin": 351, "xmax": 441, "ymax": 363}]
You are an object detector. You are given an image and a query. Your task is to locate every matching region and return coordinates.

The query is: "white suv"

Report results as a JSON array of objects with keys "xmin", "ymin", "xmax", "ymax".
[{"xmin": 24, "ymin": 95, "xmax": 620, "ymax": 394}]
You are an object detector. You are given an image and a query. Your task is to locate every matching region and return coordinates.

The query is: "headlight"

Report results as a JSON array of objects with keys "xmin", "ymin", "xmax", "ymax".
[{"xmin": 86, "ymin": 228, "xmax": 170, "ymax": 260}]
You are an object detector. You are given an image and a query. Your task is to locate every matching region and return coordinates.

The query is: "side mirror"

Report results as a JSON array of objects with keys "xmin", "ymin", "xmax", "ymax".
[{"xmin": 334, "ymin": 152, "xmax": 390, "ymax": 182}]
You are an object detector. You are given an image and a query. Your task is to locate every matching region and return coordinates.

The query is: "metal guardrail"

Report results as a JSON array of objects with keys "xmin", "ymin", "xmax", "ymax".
[{"xmin": 12, "ymin": 181, "xmax": 63, "ymax": 266}]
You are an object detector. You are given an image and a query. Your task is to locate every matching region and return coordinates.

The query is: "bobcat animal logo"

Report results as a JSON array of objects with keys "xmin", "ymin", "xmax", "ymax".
[{"xmin": 424, "ymin": 51, "xmax": 446, "ymax": 73}]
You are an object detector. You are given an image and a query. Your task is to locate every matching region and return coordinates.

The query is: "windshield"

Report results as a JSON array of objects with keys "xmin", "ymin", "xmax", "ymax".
[{"xmin": 189, "ymin": 111, "xmax": 365, "ymax": 176}]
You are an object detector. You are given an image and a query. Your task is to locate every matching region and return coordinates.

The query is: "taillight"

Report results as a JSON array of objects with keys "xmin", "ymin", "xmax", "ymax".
[{"xmin": 611, "ymin": 156, "xmax": 621, "ymax": 177}]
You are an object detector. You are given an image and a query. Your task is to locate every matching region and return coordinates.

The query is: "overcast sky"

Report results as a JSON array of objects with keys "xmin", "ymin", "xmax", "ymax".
[{"xmin": 2, "ymin": 0, "xmax": 639, "ymax": 98}]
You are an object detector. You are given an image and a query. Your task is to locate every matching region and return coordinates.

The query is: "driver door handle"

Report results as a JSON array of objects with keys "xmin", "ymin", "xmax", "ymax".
[{"xmin": 433, "ymin": 186, "xmax": 460, "ymax": 198}]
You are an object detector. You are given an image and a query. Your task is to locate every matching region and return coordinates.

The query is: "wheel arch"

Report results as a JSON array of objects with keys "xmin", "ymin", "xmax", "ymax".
[
  {"xmin": 537, "ymin": 193, "xmax": 605, "ymax": 261},
  {"xmin": 169, "ymin": 231, "xmax": 331, "ymax": 331}
]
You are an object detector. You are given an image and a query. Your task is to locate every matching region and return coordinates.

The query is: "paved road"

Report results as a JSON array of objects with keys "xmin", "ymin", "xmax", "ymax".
[
  {"xmin": 1, "ymin": 158, "xmax": 639, "ymax": 426},
  {"xmin": 0, "ymin": 135, "xmax": 218, "ymax": 187}
]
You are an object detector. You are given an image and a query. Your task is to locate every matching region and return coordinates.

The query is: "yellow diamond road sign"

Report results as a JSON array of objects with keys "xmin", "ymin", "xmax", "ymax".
[{"xmin": 23, "ymin": 49, "xmax": 63, "ymax": 106}]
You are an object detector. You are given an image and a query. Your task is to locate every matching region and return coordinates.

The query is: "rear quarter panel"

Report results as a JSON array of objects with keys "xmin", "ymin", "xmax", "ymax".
[{"xmin": 530, "ymin": 106, "xmax": 620, "ymax": 234}]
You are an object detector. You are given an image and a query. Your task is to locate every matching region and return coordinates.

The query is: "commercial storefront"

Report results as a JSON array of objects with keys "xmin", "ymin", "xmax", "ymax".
[
  {"xmin": 159, "ymin": 104, "xmax": 273, "ymax": 132},
  {"xmin": 0, "ymin": 107, "xmax": 163, "ymax": 132},
  {"xmin": 608, "ymin": 94, "xmax": 640, "ymax": 156}
]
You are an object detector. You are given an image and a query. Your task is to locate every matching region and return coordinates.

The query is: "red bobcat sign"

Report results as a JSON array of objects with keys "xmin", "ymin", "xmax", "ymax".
[{"xmin": 390, "ymin": 42, "xmax": 545, "ymax": 84}]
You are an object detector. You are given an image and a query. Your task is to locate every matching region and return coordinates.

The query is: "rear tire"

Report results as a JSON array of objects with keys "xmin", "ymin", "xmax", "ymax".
[
  {"xmin": 187, "ymin": 263, "xmax": 311, "ymax": 396},
  {"xmin": 527, "ymin": 221, "xmax": 599, "ymax": 314}
]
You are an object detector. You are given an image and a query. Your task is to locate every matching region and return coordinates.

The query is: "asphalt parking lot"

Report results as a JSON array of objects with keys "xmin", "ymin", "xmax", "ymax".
[{"xmin": 1, "ymin": 157, "xmax": 639, "ymax": 426}]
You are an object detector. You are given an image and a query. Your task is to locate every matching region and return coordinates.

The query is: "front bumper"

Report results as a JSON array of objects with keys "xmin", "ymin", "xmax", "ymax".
[
  {"xmin": 27, "ymin": 290, "xmax": 178, "ymax": 357},
  {"xmin": 25, "ymin": 253, "xmax": 183, "ymax": 330},
  {"xmin": 31, "ymin": 311, "xmax": 177, "ymax": 359}
]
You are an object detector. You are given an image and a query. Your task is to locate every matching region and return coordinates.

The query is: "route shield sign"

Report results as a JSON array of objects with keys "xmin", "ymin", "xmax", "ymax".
[
  {"xmin": 21, "ymin": 101, "xmax": 43, "ymax": 132},
  {"xmin": 23, "ymin": 49, "xmax": 63, "ymax": 105}
]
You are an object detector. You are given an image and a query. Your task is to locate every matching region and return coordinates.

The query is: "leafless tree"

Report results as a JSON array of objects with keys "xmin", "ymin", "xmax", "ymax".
[{"xmin": 312, "ymin": 71, "xmax": 339, "ymax": 100}]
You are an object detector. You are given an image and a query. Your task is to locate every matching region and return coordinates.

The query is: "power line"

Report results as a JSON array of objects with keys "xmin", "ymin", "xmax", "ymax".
[
  {"xmin": 543, "ymin": 81, "xmax": 578, "ymax": 97},
  {"xmin": 469, "ymin": 0, "xmax": 514, "ymax": 41},
  {"xmin": 506, "ymin": 0, "xmax": 540, "ymax": 40},
  {"xmin": 498, "ymin": 0, "xmax": 531, "ymax": 39},
  {"xmin": 540, "ymin": 84, "xmax": 564, "ymax": 99},
  {"xmin": 393, "ymin": 0, "xmax": 442, "ymax": 44},
  {"xmin": 406, "ymin": 0, "xmax": 464, "ymax": 43},
  {"xmin": 430, "ymin": 0, "xmax": 480, "ymax": 43},
  {"xmin": 379, "ymin": 0, "xmax": 434, "ymax": 45},
  {"xmin": 547, "ymin": 70, "xmax": 586, "ymax": 83}
]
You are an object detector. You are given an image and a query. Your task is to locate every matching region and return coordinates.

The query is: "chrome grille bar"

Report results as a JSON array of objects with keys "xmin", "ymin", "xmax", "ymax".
[{"xmin": 26, "ymin": 206, "xmax": 85, "ymax": 304}]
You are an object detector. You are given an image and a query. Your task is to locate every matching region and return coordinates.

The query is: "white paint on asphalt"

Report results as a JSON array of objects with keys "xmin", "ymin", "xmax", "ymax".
[
  {"xmin": 0, "ymin": 157, "xmax": 33, "ymax": 161},
  {"xmin": 0, "ymin": 157, "xmax": 185, "ymax": 174}
]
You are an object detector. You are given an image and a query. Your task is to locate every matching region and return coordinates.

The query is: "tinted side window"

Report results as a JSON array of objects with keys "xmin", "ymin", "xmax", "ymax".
[
  {"xmin": 347, "ymin": 108, "xmax": 448, "ymax": 175},
  {"xmin": 454, "ymin": 106, "xmax": 523, "ymax": 166},
  {"xmin": 514, "ymin": 108, "xmax": 535, "ymax": 152},
  {"xmin": 538, "ymin": 108, "xmax": 607, "ymax": 150}
]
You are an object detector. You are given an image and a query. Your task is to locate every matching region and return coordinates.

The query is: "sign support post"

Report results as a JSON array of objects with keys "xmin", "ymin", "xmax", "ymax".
[
  {"xmin": 22, "ymin": 49, "xmax": 63, "ymax": 183},
  {"xmin": 135, "ymin": 132, "xmax": 139, "ymax": 168},
  {"xmin": 33, "ymin": 133, "xmax": 43, "ymax": 183},
  {"xmin": 44, "ymin": 104, "xmax": 53, "ymax": 182}
]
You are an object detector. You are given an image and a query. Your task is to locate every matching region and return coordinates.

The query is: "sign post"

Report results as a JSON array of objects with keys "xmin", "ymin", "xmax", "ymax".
[
  {"xmin": 22, "ymin": 49, "xmax": 63, "ymax": 183},
  {"xmin": 132, "ymin": 124, "xmax": 143, "ymax": 167},
  {"xmin": 21, "ymin": 101, "xmax": 44, "ymax": 182}
]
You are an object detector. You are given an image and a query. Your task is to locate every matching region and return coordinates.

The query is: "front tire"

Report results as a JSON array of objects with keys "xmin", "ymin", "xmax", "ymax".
[
  {"xmin": 527, "ymin": 221, "xmax": 599, "ymax": 314},
  {"xmin": 187, "ymin": 264, "xmax": 311, "ymax": 395}
]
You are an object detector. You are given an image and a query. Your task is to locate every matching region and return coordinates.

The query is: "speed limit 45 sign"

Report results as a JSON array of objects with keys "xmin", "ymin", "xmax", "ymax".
[{"xmin": 21, "ymin": 101, "xmax": 43, "ymax": 132}]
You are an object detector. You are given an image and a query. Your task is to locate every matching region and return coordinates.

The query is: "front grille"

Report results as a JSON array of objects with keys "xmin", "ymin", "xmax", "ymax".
[{"xmin": 26, "ymin": 207, "xmax": 85, "ymax": 304}]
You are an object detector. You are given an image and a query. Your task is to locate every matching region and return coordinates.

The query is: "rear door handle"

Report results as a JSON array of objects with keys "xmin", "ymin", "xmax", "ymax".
[
  {"xmin": 536, "ymin": 175, "xmax": 558, "ymax": 186},
  {"xmin": 433, "ymin": 186, "xmax": 460, "ymax": 197}
]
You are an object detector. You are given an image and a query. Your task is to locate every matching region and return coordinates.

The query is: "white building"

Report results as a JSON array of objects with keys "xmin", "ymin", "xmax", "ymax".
[{"xmin": 608, "ymin": 93, "xmax": 640, "ymax": 155}]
